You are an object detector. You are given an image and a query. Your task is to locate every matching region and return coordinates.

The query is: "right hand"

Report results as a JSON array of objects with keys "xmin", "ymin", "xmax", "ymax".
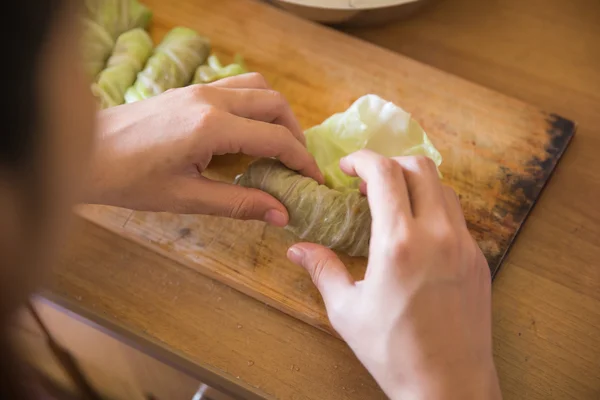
[{"xmin": 287, "ymin": 150, "xmax": 501, "ymax": 399}]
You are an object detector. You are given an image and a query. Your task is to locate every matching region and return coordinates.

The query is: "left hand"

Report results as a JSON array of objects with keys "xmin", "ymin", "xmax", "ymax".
[{"xmin": 84, "ymin": 73, "xmax": 323, "ymax": 226}]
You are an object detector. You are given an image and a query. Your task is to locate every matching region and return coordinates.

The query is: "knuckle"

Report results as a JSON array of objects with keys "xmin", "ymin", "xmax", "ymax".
[
  {"xmin": 193, "ymin": 105, "xmax": 220, "ymax": 130},
  {"xmin": 374, "ymin": 157, "xmax": 400, "ymax": 177},
  {"xmin": 273, "ymin": 124, "xmax": 293, "ymax": 142},
  {"xmin": 187, "ymin": 83, "xmax": 210, "ymax": 98},
  {"xmin": 379, "ymin": 230, "xmax": 411, "ymax": 263},
  {"xmin": 260, "ymin": 90, "xmax": 288, "ymax": 116},
  {"xmin": 227, "ymin": 194, "xmax": 256, "ymax": 219},
  {"xmin": 390, "ymin": 242, "xmax": 411, "ymax": 264},
  {"xmin": 412, "ymin": 155, "xmax": 435, "ymax": 172},
  {"xmin": 246, "ymin": 72, "xmax": 269, "ymax": 88},
  {"xmin": 269, "ymin": 88, "xmax": 285, "ymax": 101},
  {"xmin": 267, "ymin": 90, "xmax": 286, "ymax": 107},
  {"xmin": 432, "ymin": 222, "xmax": 459, "ymax": 254}
]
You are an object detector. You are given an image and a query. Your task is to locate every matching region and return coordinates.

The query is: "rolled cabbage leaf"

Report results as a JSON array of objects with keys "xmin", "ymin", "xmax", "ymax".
[
  {"xmin": 305, "ymin": 94, "xmax": 443, "ymax": 190},
  {"xmin": 91, "ymin": 28, "xmax": 153, "ymax": 108},
  {"xmin": 192, "ymin": 54, "xmax": 248, "ymax": 84},
  {"xmin": 124, "ymin": 27, "xmax": 210, "ymax": 103},
  {"xmin": 84, "ymin": 0, "xmax": 152, "ymax": 40},
  {"xmin": 81, "ymin": 18, "xmax": 115, "ymax": 79},
  {"xmin": 235, "ymin": 158, "xmax": 371, "ymax": 258}
]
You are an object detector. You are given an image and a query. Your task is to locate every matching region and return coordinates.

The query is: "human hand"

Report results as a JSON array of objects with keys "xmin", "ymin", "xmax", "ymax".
[
  {"xmin": 287, "ymin": 150, "xmax": 501, "ymax": 399},
  {"xmin": 85, "ymin": 73, "xmax": 323, "ymax": 226}
]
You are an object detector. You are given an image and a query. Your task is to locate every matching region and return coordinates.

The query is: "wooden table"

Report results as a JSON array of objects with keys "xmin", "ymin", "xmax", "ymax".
[{"xmin": 48, "ymin": 0, "xmax": 600, "ymax": 398}]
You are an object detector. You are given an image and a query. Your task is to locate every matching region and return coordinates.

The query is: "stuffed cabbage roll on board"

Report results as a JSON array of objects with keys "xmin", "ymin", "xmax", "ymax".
[
  {"xmin": 81, "ymin": 18, "xmax": 115, "ymax": 79},
  {"xmin": 124, "ymin": 27, "xmax": 210, "ymax": 103},
  {"xmin": 84, "ymin": 0, "xmax": 152, "ymax": 40},
  {"xmin": 91, "ymin": 28, "xmax": 153, "ymax": 108},
  {"xmin": 235, "ymin": 158, "xmax": 371, "ymax": 258},
  {"xmin": 192, "ymin": 54, "xmax": 248, "ymax": 84}
]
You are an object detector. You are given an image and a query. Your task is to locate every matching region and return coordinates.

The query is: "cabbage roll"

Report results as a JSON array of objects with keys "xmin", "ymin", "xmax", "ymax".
[
  {"xmin": 91, "ymin": 28, "xmax": 153, "ymax": 108},
  {"xmin": 81, "ymin": 18, "xmax": 115, "ymax": 79},
  {"xmin": 84, "ymin": 0, "xmax": 152, "ymax": 40},
  {"xmin": 235, "ymin": 158, "xmax": 371, "ymax": 258},
  {"xmin": 192, "ymin": 54, "xmax": 248, "ymax": 84},
  {"xmin": 124, "ymin": 27, "xmax": 210, "ymax": 103}
]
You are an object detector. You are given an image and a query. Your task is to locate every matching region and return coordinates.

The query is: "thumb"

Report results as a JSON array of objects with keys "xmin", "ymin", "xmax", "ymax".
[
  {"xmin": 287, "ymin": 243, "xmax": 354, "ymax": 309},
  {"xmin": 176, "ymin": 177, "xmax": 289, "ymax": 226}
]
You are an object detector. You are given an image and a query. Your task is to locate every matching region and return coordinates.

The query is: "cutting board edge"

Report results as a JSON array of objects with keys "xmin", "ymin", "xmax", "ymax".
[{"xmin": 490, "ymin": 113, "xmax": 577, "ymax": 279}]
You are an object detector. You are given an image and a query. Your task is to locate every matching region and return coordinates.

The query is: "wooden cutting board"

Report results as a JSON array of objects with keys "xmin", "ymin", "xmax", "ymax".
[{"xmin": 78, "ymin": 0, "xmax": 576, "ymax": 336}]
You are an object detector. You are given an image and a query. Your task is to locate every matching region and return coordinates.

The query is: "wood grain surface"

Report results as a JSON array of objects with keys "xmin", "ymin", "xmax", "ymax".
[
  {"xmin": 48, "ymin": 0, "xmax": 600, "ymax": 399},
  {"xmin": 77, "ymin": 0, "xmax": 574, "ymax": 336}
]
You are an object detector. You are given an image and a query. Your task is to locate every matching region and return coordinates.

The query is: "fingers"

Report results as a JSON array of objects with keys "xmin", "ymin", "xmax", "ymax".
[
  {"xmin": 209, "ymin": 112, "xmax": 323, "ymax": 183},
  {"xmin": 340, "ymin": 149, "xmax": 412, "ymax": 220},
  {"xmin": 341, "ymin": 151, "xmax": 447, "ymax": 222},
  {"xmin": 208, "ymin": 72, "xmax": 271, "ymax": 89},
  {"xmin": 173, "ymin": 176, "xmax": 290, "ymax": 225},
  {"xmin": 205, "ymin": 73, "xmax": 306, "ymax": 146},
  {"xmin": 217, "ymin": 88, "xmax": 306, "ymax": 145},
  {"xmin": 393, "ymin": 156, "xmax": 445, "ymax": 219},
  {"xmin": 287, "ymin": 243, "xmax": 354, "ymax": 310}
]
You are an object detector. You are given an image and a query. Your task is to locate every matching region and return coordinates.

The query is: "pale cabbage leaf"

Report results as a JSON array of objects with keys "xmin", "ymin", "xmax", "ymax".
[
  {"xmin": 192, "ymin": 54, "xmax": 248, "ymax": 85},
  {"xmin": 305, "ymin": 94, "xmax": 443, "ymax": 190}
]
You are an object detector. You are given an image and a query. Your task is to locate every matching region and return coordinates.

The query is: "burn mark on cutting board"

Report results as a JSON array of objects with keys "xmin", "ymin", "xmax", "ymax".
[
  {"xmin": 173, "ymin": 228, "xmax": 192, "ymax": 243},
  {"xmin": 484, "ymin": 113, "xmax": 576, "ymax": 278}
]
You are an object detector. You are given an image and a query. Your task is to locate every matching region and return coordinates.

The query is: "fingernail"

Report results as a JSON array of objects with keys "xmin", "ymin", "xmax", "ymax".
[
  {"xmin": 287, "ymin": 246, "xmax": 305, "ymax": 264},
  {"xmin": 264, "ymin": 209, "xmax": 287, "ymax": 227}
]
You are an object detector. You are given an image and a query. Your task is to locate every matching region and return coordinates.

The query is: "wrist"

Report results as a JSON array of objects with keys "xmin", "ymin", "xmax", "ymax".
[
  {"xmin": 81, "ymin": 164, "xmax": 110, "ymax": 206},
  {"xmin": 81, "ymin": 109, "xmax": 122, "ymax": 206},
  {"xmin": 80, "ymin": 156, "xmax": 125, "ymax": 207}
]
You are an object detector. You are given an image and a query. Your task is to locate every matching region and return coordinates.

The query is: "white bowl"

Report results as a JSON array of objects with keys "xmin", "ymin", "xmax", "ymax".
[{"xmin": 266, "ymin": 0, "xmax": 433, "ymax": 27}]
